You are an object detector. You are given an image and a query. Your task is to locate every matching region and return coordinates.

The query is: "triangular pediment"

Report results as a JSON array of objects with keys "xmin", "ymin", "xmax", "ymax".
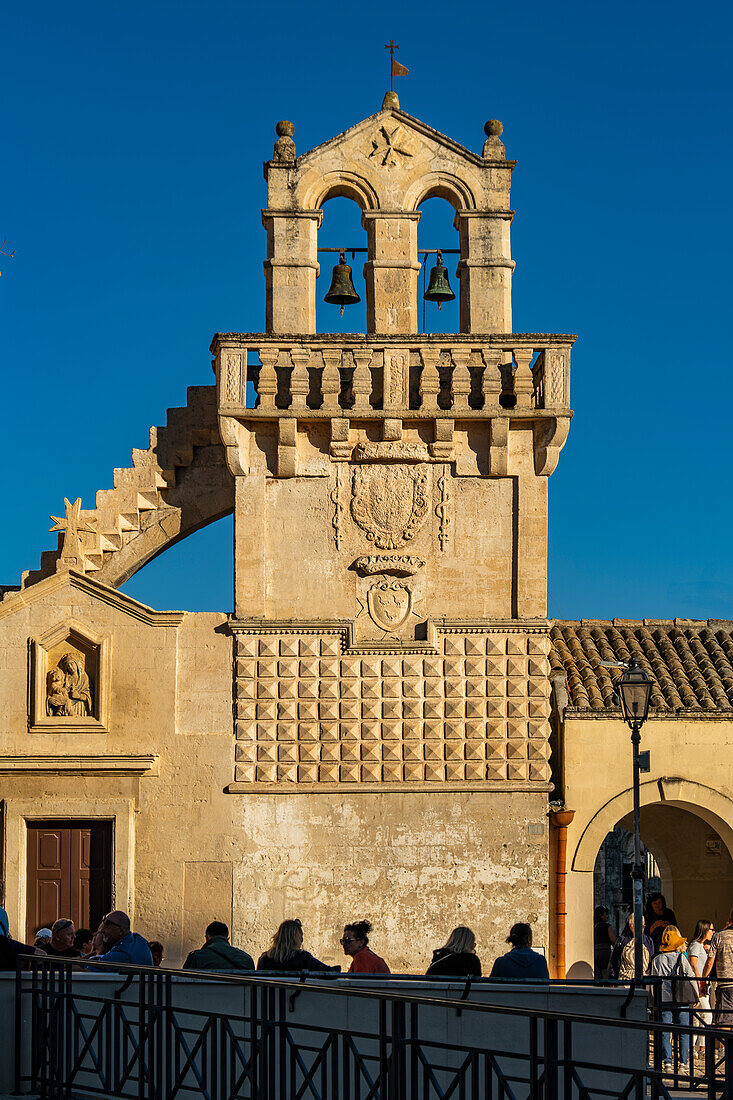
[
  {"xmin": 298, "ymin": 106, "xmax": 497, "ymax": 170},
  {"xmin": 0, "ymin": 569, "xmax": 186, "ymax": 626}
]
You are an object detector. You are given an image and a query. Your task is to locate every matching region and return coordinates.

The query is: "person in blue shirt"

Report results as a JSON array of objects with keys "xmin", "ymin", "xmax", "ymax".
[
  {"xmin": 89, "ymin": 911, "xmax": 153, "ymax": 968},
  {"xmin": 489, "ymin": 922, "xmax": 550, "ymax": 980}
]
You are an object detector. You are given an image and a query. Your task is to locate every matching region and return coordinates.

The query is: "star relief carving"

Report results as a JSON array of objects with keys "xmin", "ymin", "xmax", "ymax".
[
  {"xmin": 367, "ymin": 125, "xmax": 414, "ymax": 167},
  {"xmin": 49, "ymin": 497, "xmax": 95, "ymax": 565}
]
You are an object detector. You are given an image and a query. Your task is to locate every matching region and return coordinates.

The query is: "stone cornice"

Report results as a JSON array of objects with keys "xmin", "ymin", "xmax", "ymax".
[
  {"xmin": 224, "ymin": 780, "xmax": 553, "ymax": 795},
  {"xmin": 0, "ymin": 570, "xmax": 185, "ymax": 627},
  {"xmin": 0, "ymin": 755, "xmax": 159, "ymax": 776},
  {"xmin": 210, "ymin": 332, "xmax": 578, "ymax": 354}
]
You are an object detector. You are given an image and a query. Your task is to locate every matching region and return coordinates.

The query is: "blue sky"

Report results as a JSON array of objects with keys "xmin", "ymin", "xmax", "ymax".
[{"xmin": 3, "ymin": 0, "xmax": 732, "ymax": 619}]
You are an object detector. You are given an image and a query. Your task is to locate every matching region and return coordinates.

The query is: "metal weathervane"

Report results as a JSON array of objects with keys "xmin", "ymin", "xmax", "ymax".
[{"xmin": 384, "ymin": 40, "xmax": 409, "ymax": 92}]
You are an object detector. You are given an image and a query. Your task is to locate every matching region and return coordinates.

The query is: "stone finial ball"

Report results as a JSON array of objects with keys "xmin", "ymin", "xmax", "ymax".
[
  {"xmin": 484, "ymin": 119, "xmax": 503, "ymax": 138},
  {"xmin": 276, "ymin": 120, "xmax": 295, "ymax": 137}
]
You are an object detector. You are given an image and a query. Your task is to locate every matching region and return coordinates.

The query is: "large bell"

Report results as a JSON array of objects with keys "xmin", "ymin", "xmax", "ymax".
[
  {"xmin": 423, "ymin": 250, "xmax": 455, "ymax": 310},
  {"xmin": 324, "ymin": 250, "xmax": 360, "ymax": 316}
]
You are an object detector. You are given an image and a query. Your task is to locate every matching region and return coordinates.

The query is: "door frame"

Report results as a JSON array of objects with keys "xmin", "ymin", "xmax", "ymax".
[{"xmin": 1, "ymin": 797, "xmax": 134, "ymax": 942}]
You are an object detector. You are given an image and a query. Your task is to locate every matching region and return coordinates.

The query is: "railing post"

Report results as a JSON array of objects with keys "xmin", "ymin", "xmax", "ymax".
[
  {"xmin": 388, "ymin": 998, "xmax": 406, "ymax": 1100},
  {"xmin": 724, "ymin": 1031, "xmax": 733, "ymax": 1100},
  {"xmin": 529, "ymin": 1015, "xmax": 539, "ymax": 1100},
  {"xmin": 545, "ymin": 1015, "xmax": 559, "ymax": 1100},
  {"xmin": 14, "ymin": 957, "xmax": 23, "ymax": 1095}
]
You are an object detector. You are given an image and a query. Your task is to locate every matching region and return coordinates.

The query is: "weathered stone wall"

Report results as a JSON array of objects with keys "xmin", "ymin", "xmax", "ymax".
[{"xmin": 0, "ymin": 579, "xmax": 550, "ymax": 969}]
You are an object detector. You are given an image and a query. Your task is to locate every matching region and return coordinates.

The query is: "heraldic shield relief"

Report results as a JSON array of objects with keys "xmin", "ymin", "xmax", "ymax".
[
  {"xmin": 367, "ymin": 579, "xmax": 412, "ymax": 632},
  {"xmin": 350, "ymin": 463, "xmax": 430, "ymax": 550}
]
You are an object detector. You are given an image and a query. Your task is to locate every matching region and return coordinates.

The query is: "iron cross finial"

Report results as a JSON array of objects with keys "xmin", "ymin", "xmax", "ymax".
[{"xmin": 384, "ymin": 40, "xmax": 400, "ymax": 91}]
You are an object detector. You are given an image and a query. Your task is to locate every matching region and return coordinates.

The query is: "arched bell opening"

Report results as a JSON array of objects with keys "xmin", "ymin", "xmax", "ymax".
[
  {"xmin": 316, "ymin": 196, "xmax": 367, "ymax": 337},
  {"xmin": 417, "ymin": 196, "xmax": 460, "ymax": 336}
]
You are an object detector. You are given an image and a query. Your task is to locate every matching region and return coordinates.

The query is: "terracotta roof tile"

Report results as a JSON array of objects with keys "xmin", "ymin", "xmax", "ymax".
[{"xmin": 549, "ymin": 620, "xmax": 733, "ymax": 714}]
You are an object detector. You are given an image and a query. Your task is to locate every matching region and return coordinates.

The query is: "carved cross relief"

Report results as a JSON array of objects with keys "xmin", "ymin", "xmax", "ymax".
[{"xmin": 366, "ymin": 125, "xmax": 414, "ymax": 167}]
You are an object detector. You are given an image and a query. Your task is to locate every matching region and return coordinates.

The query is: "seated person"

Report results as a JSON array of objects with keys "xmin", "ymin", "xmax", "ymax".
[
  {"xmin": 489, "ymin": 923, "xmax": 550, "ymax": 980},
  {"xmin": 88, "ymin": 911, "xmax": 153, "ymax": 967},
  {"xmin": 257, "ymin": 919, "xmax": 338, "ymax": 973},
  {"xmin": 183, "ymin": 922, "xmax": 254, "ymax": 971}
]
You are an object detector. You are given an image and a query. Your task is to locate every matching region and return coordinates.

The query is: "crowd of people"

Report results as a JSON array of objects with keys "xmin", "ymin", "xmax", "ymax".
[
  {"xmin": 0, "ymin": 907, "xmax": 549, "ymax": 981},
  {"xmin": 594, "ymin": 893, "xmax": 733, "ymax": 1075}
]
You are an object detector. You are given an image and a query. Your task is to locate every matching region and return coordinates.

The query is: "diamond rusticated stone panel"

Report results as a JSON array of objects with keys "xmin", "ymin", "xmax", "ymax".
[{"xmin": 233, "ymin": 631, "xmax": 551, "ymax": 785}]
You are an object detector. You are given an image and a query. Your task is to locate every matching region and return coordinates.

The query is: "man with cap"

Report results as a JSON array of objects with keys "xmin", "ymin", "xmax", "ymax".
[
  {"xmin": 44, "ymin": 919, "xmax": 82, "ymax": 958},
  {"xmin": 33, "ymin": 928, "xmax": 53, "ymax": 950},
  {"xmin": 89, "ymin": 911, "xmax": 153, "ymax": 968}
]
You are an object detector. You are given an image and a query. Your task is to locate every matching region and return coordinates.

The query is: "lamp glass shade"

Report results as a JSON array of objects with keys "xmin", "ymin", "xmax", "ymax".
[{"xmin": 618, "ymin": 661, "xmax": 652, "ymax": 727}]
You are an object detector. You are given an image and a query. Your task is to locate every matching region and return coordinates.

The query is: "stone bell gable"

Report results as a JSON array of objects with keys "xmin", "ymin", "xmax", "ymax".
[
  {"xmin": 214, "ymin": 98, "xmax": 575, "ymax": 790},
  {"xmin": 263, "ymin": 97, "xmax": 515, "ymax": 335}
]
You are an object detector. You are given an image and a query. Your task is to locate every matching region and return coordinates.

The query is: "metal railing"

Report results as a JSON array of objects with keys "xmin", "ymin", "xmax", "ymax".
[{"xmin": 14, "ymin": 957, "xmax": 733, "ymax": 1100}]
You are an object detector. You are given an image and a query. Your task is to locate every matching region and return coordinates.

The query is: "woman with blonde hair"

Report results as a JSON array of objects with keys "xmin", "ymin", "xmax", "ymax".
[
  {"xmin": 256, "ymin": 919, "xmax": 337, "ymax": 973},
  {"xmin": 426, "ymin": 926, "xmax": 482, "ymax": 977},
  {"xmin": 650, "ymin": 925, "xmax": 699, "ymax": 1075}
]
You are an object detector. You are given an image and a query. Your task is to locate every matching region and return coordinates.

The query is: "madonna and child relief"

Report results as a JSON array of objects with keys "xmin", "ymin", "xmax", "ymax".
[{"xmin": 46, "ymin": 653, "xmax": 93, "ymax": 717}]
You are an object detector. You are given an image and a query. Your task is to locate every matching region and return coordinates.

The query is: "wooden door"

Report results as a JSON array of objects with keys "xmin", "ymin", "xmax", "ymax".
[{"xmin": 26, "ymin": 821, "xmax": 112, "ymax": 942}]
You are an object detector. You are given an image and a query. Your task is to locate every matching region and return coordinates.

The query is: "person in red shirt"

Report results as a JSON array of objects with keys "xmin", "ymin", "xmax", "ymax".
[{"xmin": 341, "ymin": 920, "xmax": 391, "ymax": 974}]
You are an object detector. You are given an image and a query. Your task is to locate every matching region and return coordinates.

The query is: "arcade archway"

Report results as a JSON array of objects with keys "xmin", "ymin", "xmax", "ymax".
[
  {"xmin": 594, "ymin": 804, "xmax": 733, "ymax": 943},
  {"xmin": 566, "ymin": 780, "xmax": 733, "ymax": 975}
]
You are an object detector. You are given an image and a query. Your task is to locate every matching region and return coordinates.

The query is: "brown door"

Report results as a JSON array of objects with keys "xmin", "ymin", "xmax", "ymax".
[{"xmin": 26, "ymin": 821, "xmax": 112, "ymax": 943}]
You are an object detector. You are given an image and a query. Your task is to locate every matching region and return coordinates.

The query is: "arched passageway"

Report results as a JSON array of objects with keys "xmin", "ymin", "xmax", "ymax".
[{"xmin": 566, "ymin": 780, "xmax": 733, "ymax": 975}]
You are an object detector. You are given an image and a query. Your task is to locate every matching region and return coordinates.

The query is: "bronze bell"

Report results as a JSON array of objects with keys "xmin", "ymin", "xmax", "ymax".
[
  {"xmin": 424, "ymin": 250, "xmax": 455, "ymax": 310},
  {"xmin": 324, "ymin": 250, "xmax": 360, "ymax": 316}
]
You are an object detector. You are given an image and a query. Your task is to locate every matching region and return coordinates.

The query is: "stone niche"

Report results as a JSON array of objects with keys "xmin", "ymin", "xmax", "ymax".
[{"xmin": 29, "ymin": 620, "xmax": 110, "ymax": 732}]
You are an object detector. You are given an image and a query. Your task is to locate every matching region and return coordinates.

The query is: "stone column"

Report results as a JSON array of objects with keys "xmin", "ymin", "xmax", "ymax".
[
  {"xmin": 454, "ymin": 211, "xmax": 515, "ymax": 334},
  {"xmin": 262, "ymin": 208, "xmax": 322, "ymax": 334},
  {"xmin": 361, "ymin": 211, "xmax": 421, "ymax": 334}
]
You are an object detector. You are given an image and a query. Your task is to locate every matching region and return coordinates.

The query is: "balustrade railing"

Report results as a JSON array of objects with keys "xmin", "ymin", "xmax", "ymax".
[{"xmin": 212, "ymin": 334, "xmax": 575, "ymax": 415}]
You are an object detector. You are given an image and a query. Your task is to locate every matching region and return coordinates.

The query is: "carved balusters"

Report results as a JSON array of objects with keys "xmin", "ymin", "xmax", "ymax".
[
  {"xmin": 289, "ymin": 347, "xmax": 310, "ymax": 409},
  {"xmin": 321, "ymin": 349, "xmax": 342, "ymax": 412},
  {"xmin": 480, "ymin": 349, "xmax": 502, "ymax": 409},
  {"xmin": 352, "ymin": 349, "xmax": 373, "ymax": 411},
  {"xmin": 418, "ymin": 348, "xmax": 441, "ymax": 411},
  {"xmin": 512, "ymin": 348, "xmax": 535, "ymax": 409},
  {"xmin": 450, "ymin": 348, "xmax": 472, "ymax": 410},
  {"xmin": 257, "ymin": 348, "xmax": 279, "ymax": 410}
]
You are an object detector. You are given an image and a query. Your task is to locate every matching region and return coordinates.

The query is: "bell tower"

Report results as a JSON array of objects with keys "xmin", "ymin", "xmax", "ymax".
[{"xmin": 212, "ymin": 93, "xmax": 575, "ymax": 805}]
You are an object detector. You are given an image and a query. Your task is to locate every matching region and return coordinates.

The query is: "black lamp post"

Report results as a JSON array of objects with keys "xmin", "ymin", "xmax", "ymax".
[{"xmin": 618, "ymin": 657, "xmax": 653, "ymax": 979}]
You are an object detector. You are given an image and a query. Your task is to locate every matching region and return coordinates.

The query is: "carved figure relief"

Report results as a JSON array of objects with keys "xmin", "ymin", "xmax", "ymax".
[
  {"xmin": 351, "ymin": 463, "xmax": 430, "ymax": 549},
  {"xmin": 367, "ymin": 580, "xmax": 413, "ymax": 631},
  {"xmin": 46, "ymin": 653, "xmax": 93, "ymax": 717}
]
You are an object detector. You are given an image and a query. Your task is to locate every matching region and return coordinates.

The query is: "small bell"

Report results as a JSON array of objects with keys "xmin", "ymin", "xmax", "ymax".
[
  {"xmin": 423, "ymin": 250, "xmax": 455, "ymax": 310},
  {"xmin": 324, "ymin": 250, "xmax": 360, "ymax": 316}
]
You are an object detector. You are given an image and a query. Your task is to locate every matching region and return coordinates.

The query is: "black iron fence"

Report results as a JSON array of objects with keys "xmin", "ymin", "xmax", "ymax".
[{"xmin": 13, "ymin": 957, "xmax": 733, "ymax": 1100}]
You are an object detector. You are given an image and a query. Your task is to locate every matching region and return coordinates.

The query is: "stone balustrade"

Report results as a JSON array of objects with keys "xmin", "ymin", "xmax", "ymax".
[{"xmin": 212, "ymin": 334, "xmax": 575, "ymax": 417}]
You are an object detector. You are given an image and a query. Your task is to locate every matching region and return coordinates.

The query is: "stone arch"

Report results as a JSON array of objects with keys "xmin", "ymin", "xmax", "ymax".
[
  {"xmin": 404, "ymin": 172, "xmax": 477, "ymax": 213},
  {"xmin": 302, "ymin": 171, "xmax": 380, "ymax": 213},
  {"xmin": 19, "ymin": 385, "xmax": 234, "ymax": 594},
  {"xmin": 572, "ymin": 777, "xmax": 733, "ymax": 873}
]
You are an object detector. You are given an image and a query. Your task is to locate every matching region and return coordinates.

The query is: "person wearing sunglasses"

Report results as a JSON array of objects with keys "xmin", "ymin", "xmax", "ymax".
[
  {"xmin": 341, "ymin": 920, "xmax": 390, "ymax": 975},
  {"xmin": 88, "ymin": 911, "xmax": 153, "ymax": 968}
]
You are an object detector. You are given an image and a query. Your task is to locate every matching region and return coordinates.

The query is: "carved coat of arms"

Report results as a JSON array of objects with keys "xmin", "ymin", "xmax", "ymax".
[
  {"xmin": 367, "ymin": 580, "xmax": 412, "ymax": 631},
  {"xmin": 350, "ymin": 464, "xmax": 430, "ymax": 549}
]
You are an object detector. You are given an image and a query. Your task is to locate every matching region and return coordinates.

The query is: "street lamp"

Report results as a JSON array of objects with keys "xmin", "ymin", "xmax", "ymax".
[{"xmin": 618, "ymin": 658, "xmax": 653, "ymax": 979}]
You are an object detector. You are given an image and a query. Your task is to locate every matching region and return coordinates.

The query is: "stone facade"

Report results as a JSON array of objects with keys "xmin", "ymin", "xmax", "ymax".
[{"xmin": 0, "ymin": 95, "xmax": 577, "ymax": 970}]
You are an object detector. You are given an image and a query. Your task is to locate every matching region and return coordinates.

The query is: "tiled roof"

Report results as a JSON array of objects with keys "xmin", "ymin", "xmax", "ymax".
[{"xmin": 550, "ymin": 621, "xmax": 733, "ymax": 714}]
